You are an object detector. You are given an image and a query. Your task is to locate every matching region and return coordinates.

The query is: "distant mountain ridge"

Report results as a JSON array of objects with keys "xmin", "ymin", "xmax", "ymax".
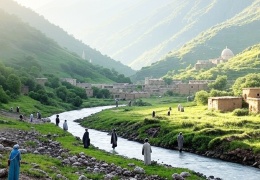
[
  {"xmin": 133, "ymin": 0, "xmax": 260, "ymax": 82},
  {"xmin": 57, "ymin": 0, "xmax": 253, "ymax": 69},
  {"xmin": 0, "ymin": 0, "xmax": 135, "ymax": 77}
]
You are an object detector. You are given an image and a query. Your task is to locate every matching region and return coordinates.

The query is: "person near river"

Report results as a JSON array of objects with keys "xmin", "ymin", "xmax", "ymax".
[
  {"xmin": 55, "ymin": 114, "xmax": 60, "ymax": 126},
  {"xmin": 30, "ymin": 113, "xmax": 33, "ymax": 122},
  {"xmin": 82, "ymin": 128, "xmax": 90, "ymax": 148},
  {"xmin": 63, "ymin": 120, "xmax": 68, "ymax": 131},
  {"xmin": 142, "ymin": 138, "xmax": 152, "ymax": 165},
  {"xmin": 8, "ymin": 144, "xmax": 21, "ymax": 180},
  {"xmin": 111, "ymin": 129, "xmax": 118, "ymax": 149},
  {"xmin": 177, "ymin": 132, "xmax": 184, "ymax": 152}
]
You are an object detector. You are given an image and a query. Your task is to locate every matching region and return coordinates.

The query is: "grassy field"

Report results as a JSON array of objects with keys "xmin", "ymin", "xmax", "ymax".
[
  {"xmin": 0, "ymin": 113, "xmax": 205, "ymax": 179},
  {"xmin": 80, "ymin": 96, "xmax": 260, "ymax": 154}
]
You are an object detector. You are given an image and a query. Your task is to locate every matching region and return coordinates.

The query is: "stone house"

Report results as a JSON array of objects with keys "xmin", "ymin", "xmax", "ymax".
[
  {"xmin": 21, "ymin": 85, "xmax": 29, "ymax": 95},
  {"xmin": 35, "ymin": 78, "xmax": 48, "ymax": 86},
  {"xmin": 243, "ymin": 88, "xmax": 260, "ymax": 113},
  {"xmin": 60, "ymin": 78, "xmax": 77, "ymax": 86},
  {"xmin": 208, "ymin": 96, "xmax": 242, "ymax": 112}
]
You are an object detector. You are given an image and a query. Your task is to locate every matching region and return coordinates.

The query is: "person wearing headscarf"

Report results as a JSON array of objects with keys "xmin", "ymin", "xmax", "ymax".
[
  {"xmin": 82, "ymin": 129, "xmax": 90, "ymax": 148},
  {"xmin": 111, "ymin": 129, "xmax": 118, "ymax": 149},
  {"xmin": 177, "ymin": 132, "xmax": 184, "ymax": 152},
  {"xmin": 8, "ymin": 144, "xmax": 21, "ymax": 180},
  {"xmin": 142, "ymin": 138, "xmax": 152, "ymax": 165},
  {"xmin": 63, "ymin": 120, "xmax": 68, "ymax": 131}
]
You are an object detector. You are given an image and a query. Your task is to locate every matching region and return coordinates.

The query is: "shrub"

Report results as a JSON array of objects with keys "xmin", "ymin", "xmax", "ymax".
[
  {"xmin": 194, "ymin": 90, "xmax": 210, "ymax": 105},
  {"xmin": 192, "ymin": 135, "xmax": 212, "ymax": 151},
  {"xmin": 232, "ymin": 109, "xmax": 249, "ymax": 116}
]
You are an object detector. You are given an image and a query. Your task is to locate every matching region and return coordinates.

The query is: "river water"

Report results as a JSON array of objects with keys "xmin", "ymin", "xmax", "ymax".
[{"xmin": 49, "ymin": 106, "xmax": 260, "ymax": 180}]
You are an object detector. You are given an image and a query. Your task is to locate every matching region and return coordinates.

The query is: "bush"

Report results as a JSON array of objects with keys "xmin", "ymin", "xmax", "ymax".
[
  {"xmin": 232, "ymin": 109, "xmax": 249, "ymax": 116},
  {"xmin": 192, "ymin": 135, "xmax": 212, "ymax": 151},
  {"xmin": 194, "ymin": 90, "xmax": 210, "ymax": 105},
  {"xmin": 0, "ymin": 86, "xmax": 9, "ymax": 103}
]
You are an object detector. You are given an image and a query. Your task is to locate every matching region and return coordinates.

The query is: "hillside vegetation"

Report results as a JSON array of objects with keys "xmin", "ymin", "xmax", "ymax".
[
  {"xmin": 174, "ymin": 44, "xmax": 260, "ymax": 80},
  {"xmin": 0, "ymin": 0, "xmax": 136, "ymax": 77},
  {"xmin": 134, "ymin": 0, "xmax": 260, "ymax": 81}
]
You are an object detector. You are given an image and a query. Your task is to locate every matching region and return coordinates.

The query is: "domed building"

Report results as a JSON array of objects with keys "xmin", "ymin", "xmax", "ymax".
[
  {"xmin": 221, "ymin": 47, "xmax": 234, "ymax": 60},
  {"xmin": 195, "ymin": 47, "xmax": 235, "ymax": 70}
]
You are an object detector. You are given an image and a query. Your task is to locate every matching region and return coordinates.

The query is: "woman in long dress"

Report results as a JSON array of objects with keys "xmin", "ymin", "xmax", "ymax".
[
  {"xmin": 142, "ymin": 138, "xmax": 152, "ymax": 165},
  {"xmin": 8, "ymin": 144, "xmax": 21, "ymax": 180}
]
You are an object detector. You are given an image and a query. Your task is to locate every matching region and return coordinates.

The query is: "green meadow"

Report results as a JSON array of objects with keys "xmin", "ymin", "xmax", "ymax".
[{"xmin": 80, "ymin": 96, "xmax": 260, "ymax": 154}]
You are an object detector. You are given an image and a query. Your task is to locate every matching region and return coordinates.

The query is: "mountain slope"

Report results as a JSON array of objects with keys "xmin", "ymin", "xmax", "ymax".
[
  {"xmin": 133, "ymin": 0, "xmax": 260, "ymax": 82},
  {"xmin": 0, "ymin": 0, "xmax": 135, "ymax": 76},
  {"xmin": 0, "ymin": 10, "xmax": 114, "ymax": 83},
  {"xmin": 173, "ymin": 44, "xmax": 260, "ymax": 81}
]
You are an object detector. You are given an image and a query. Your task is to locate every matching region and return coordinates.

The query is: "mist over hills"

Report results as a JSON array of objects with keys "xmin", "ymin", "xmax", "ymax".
[
  {"xmin": 0, "ymin": 9, "xmax": 132, "ymax": 83},
  {"xmin": 133, "ymin": 0, "xmax": 260, "ymax": 82},
  {"xmin": 28, "ymin": 0, "xmax": 256, "ymax": 70},
  {"xmin": 0, "ymin": 0, "xmax": 135, "ymax": 77}
]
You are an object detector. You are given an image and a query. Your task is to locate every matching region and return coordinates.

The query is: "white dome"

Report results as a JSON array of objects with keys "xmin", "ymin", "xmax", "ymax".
[{"xmin": 221, "ymin": 47, "xmax": 234, "ymax": 60}]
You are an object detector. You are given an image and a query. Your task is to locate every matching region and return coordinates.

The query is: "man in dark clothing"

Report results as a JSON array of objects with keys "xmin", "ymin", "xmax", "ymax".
[
  {"xmin": 82, "ymin": 129, "xmax": 90, "ymax": 148},
  {"xmin": 111, "ymin": 129, "xmax": 118, "ymax": 149},
  {"xmin": 55, "ymin": 114, "xmax": 60, "ymax": 126}
]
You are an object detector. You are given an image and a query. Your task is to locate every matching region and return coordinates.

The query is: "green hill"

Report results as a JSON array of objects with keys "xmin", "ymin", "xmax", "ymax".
[
  {"xmin": 174, "ymin": 44, "xmax": 260, "ymax": 80},
  {"xmin": 0, "ymin": 10, "xmax": 115, "ymax": 83},
  {"xmin": 0, "ymin": 0, "xmax": 135, "ymax": 77},
  {"xmin": 133, "ymin": 0, "xmax": 260, "ymax": 82}
]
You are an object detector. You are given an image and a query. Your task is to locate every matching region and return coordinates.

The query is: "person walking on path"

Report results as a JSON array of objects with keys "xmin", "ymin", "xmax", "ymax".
[
  {"xmin": 8, "ymin": 144, "xmax": 21, "ymax": 180},
  {"xmin": 177, "ymin": 132, "xmax": 184, "ymax": 152},
  {"xmin": 63, "ymin": 120, "xmax": 68, "ymax": 131},
  {"xmin": 82, "ymin": 129, "xmax": 90, "ymax": 148},
  {"xmin": 142, "ymin": 138, "xmax": 152, "ymax": 165},
  {"xmin": 111, "ymin": 129, "xmax": 118, "ymax": 149},
  {"xmin": 55, "ymin": 114, "xmax": 60, "ymax": 126}
]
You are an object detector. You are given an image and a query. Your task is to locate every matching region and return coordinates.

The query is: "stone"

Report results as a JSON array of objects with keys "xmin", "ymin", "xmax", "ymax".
[
  {"xmin": 78, "ymin": 175, "xmax": 88, "ymax": 180},
  {"xmin": 180, "ymin": 172, "xmax": 190, "ymax": 178},
  {"xmin": 133, "ymin": 166, "xmax": 145, "ymax": 174},
  {"xmin": 0, "ymin": 168, "xmax": 8, "ymax": 178},
  {"xmin": 104, "ymin": 173, "xmax": 115, "ymax": 180},
  {"xmin": 172, "ymin": 173, "xmax": 184, "ymax": 180},
  {"xmin": 19, "ymin": 149, "xmax": 28, "ymax": 154},
  {"xmin": 0, "ymin": 144, "xmax": 4, "ymax": 151}
]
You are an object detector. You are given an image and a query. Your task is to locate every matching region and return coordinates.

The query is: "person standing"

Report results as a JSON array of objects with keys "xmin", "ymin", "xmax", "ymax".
[
  {"xmin": 30, "ymin": 113, "xmax": 33, "ymax": 122},
  {"xmin": 63, "ymin": 120, "xmax": 68, "ymax": 131},
  {"xmin": 142, "ymin": 138, "xmax": 152, "ymax": 165},
  {"xmin": 8, "ymin": 144, "xmax": 21, "ymax": 180},
  {"xmin": 111, "ymin": 129, "xmax": 118, "ymax": 149},
  {"xmin": 177, "ymin": 132, "xmax": 184, "ymax": 152},
  {"xmin": 82, "ymin": 129, "xmax": 90, "ymax": 148},
  {"xmin": 55, "ymin": 114, "xmax": 60, "ymax": 126}
]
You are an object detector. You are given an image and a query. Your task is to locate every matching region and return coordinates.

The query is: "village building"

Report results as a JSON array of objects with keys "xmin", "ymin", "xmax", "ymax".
[
  {"xmin": 60, "ymin": 78, "xmax": 77, "ymax": 86},
  {"xmin": 76, "ymin": 82, "xmax": 93, "ymax": 97},
  {"xmin": 21, "ymin": 85, "xmax": 29, "ymax": 95},
  {"xmin": 208, "ymin": 96, "xmax": 242, "ymax": 112},
  {"xmin": 194, "ymin": 47, "xmax": 234, "ymax": 70},
  {"xmin": 35, "ymin": 78, "xmax": 48, "ymax": 86},
  {"xmin": 243, "ymin": 88, "xmax": 260, "ymax": 113}
]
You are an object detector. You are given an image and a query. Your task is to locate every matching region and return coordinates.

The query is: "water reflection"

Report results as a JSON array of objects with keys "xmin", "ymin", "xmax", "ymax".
[{"xmin": 49, "ymin": 106, "xmax": 260, "ymax": 180}]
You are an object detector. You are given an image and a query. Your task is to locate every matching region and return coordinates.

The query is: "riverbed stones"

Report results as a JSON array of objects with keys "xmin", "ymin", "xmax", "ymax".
[{"xmin": 0, "ymin": 168, "xmax": 8, "ymax": 178}]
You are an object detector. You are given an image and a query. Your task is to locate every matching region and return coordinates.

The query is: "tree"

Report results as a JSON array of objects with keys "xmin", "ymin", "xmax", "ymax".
[
  {"xmin": 0, "ymin": 86, "xmax": 9, "ymax": 103},
  {"xmin": 208, "ymin": 75, "xmax": 227, "ymax": 91},
  {"xmin": 163, "ymin": 77, "xmax": 172, "ymax": 85},
  {"xmin": 232, "ymin": 73, "xmax": 260, "ymax": 96},
  {"xmin": 6, "ymin": 74, "xmax": 21, "ymax": 95},
  {"xmin": 56, "ymin": 86, "xmax": 68, "ymax": 101}
]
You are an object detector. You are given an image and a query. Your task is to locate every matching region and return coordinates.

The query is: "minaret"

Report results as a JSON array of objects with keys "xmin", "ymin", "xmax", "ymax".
[{"xmin": 82, "ymin": 50, "xmax": 85, "ymax": 60}]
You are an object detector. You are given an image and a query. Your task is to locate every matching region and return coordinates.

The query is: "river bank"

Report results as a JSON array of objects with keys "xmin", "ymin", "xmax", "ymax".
[
  {"xmin": 0, "ymin": 110, "xmax": 206, "ymax": 180},
  {"xmin": 76, "ymin": 104, "xmax": 260, "ymax": 170}
]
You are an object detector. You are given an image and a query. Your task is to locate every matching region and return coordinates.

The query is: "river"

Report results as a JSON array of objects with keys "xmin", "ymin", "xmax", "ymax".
[{"xmin": 49, "ymin": 106, "xmax": 260, "ymax": 180}]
